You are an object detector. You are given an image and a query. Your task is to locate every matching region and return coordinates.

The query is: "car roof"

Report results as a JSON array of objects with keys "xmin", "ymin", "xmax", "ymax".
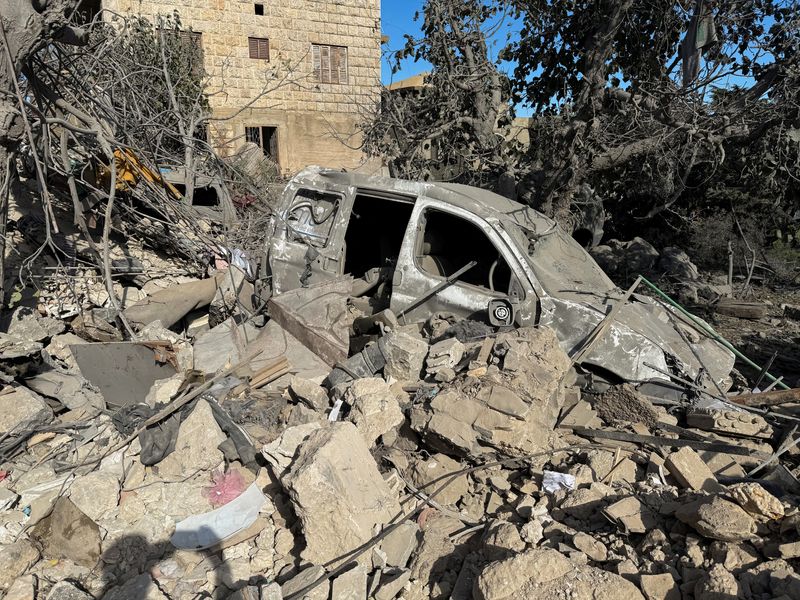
[{"xmin": 291, "ymin": 167, "xmax": 556, "ymax": 229}]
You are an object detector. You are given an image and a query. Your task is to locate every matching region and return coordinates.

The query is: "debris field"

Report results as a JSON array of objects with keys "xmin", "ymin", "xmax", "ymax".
[{"xmin": 2, "ymin": 172, "xmax": 800, "ymax": 600}]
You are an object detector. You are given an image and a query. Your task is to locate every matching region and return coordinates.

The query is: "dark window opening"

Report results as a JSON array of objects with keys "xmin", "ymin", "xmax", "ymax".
[
  {"xmin": 248, "ymin": 37, "xmax": 270, "ymax": 60},
  {"xmin": 245, "ymin": 126, "xmax": 278, "ymax": 161},
  {"xmin": 344, "ymin": 194, "xmax": 415, "ymax": 279},
  {"xmin": 418, "ymin": 209, "xmax": 511, "ymax": 293},
  {"xmin": 170, "ymin": 183, "xmax": 219, "ymax": 208},
  {"xmin": 254, "ymin": 3, "xmax": 264, "ymax": 15}
]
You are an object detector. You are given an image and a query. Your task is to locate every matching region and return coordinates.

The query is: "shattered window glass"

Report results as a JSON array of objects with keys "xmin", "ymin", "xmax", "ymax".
[{"xmin": 285, "ymin": 189, "xmax": 340, "ymax": 248}]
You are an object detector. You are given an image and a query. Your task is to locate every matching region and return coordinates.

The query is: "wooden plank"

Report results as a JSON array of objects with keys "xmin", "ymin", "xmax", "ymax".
[{"xmin": 728, "ymin": 387, "xmax": 800, "ymax": 407}]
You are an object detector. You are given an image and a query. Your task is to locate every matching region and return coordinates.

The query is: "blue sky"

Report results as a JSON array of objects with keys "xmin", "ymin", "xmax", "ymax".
[{"xmin": 381, "ymin": 2, "xmax": 429, "ymax": 85}]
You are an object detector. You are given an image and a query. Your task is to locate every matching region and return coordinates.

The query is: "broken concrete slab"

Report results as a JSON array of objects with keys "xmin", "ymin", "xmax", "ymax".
[
  {"xmin": 664, "ymin": 447, "xmax": 724, "ymax": 493},
  {"xmin": 24, "ymin": 370, "xmax": 105, "ymax": 414},
  {"xmin": 344, "ymin": 377, "xmax": 404, "ymax": 445},
  {"xmin": 261, "ymin": 421, "xmax": 322, "ymax": 476},
  {"xmin": 30, "ymin": 497, "xmax": 101, "ymax": 567},
  {"xmin": 43, "ymin": 333, "xmax": 88, "ymax": 370},
  {"xmin": 676, "ymin": 496, "xmax": 757, "ymax": 542},
  {"xmin": 687, "ymin": 408, "xmax": 773, "ymax": 439},
  {"xmin": 603, "ymin": 496, "xmax": 658, "ymax": 534},
  {"xmin": 475, "ymin": 547, "xmax": 645, "ymax": 600},
  {"xmin": 281, "ymin": 422, "xmax": 401, "ymax": 566},
  {"xmin": 426, "ymin": 338, "xmax": 464, "ymax": 376},
  {"xmin": 67, "ymin": 471, "xmax": 120, "ymax": 522},
  {"xmin": 4, "ymin": 574, "xmax": 35, "ymax": 600},
  {"xmin": 374, "ymin": 569, "xmax": 411, "ymax": 600}
]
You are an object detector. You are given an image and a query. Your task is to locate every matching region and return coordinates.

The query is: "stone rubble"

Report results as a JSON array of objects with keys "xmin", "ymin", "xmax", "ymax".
[{"xmin": 0, "ymin": 288, "xmax": 799, "ymax": 600}]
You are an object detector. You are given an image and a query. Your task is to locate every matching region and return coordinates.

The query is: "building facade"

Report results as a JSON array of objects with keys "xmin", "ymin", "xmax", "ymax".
[{"xmin": 100, "ymin": 0, "xmax": 382, "ymax": 173}]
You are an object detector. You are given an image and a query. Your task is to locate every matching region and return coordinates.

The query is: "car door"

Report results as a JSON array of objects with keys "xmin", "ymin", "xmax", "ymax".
[
  {"xmin": 268, "ymin": 181, "xmax": 353, "ymax": 294},
  {"xmin": 390, "ymin": 200, "xmax": 527, "ymax": 324}
]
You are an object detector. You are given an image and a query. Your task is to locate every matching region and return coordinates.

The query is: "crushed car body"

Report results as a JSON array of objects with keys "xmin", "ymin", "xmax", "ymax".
[{"xmin": 264, "ymin": 167, "xmax": 735, "ymax": 395}]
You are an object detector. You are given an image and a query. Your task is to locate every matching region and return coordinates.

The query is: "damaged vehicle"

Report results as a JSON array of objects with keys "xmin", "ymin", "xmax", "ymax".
[{"xmin": 263, "ymin": 167, "xmax": 735, "ymax": 398}]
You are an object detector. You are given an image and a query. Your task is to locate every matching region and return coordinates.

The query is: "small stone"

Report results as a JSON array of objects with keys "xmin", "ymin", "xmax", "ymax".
[
  {"xmin": 46, "ymin": 581, "xmax": 94, "ymax": 600},
  {"xmin": 665, "ymin": 447, "xmax": 724, "ymax": 493},
  {"xmin": 426, "ymin": 338, "xmax": 465, "ymax": 374},
  {"xmin": 280, "ymin": 565, "xmax": 329, "ymax": 600},
  {"xmin": 573, "ymin": 532, "xmax": 607, "ymax": 562},
  {"xmin": 3, "ymin": 574, "xmax": 35, "ymax": 600},
  {"xmin": 520, "ymin": 520, "xmax": 544, "ymax": 545},
  {"xmin": 380, "ymin": 521, "xmax": 419, "ymax": 568},
  {"xmin": 259, "ymin": 582, "xmax": 282, "ymax": 600},
  {"xmin": 604, "ymin": 496, "xmax": 658, "ymax": 534},
  {"xmin": 331, "ymin": 566, "xmax": 367, "ymax": 600},
  {"xmin": 639, "ymin": 573, "xmax": 681, "ymax": 600},
  {"xmin": 144, "ymin": 374, "xmax": 184, "ymax": 408},
  {"xmin": 374, "ymin": 569, "xmax": 411, "ymax": 600}
]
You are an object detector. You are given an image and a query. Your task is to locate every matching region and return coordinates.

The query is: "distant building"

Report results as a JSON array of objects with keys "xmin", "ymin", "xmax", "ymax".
[{"xmin": 92, "ymin": 0, "xmax": 382, "ymax": 173}]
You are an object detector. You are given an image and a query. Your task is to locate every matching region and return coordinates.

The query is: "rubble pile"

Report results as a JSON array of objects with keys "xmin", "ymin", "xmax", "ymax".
[{"xmin": 0, "ymin": 270, "xmax": 799, "ymax": 600}]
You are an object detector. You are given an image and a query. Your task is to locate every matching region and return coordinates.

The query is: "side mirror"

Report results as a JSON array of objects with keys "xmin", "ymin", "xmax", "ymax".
[{"xmin": 488, "ymin": 298, "xmax": 516, "ymax": 327}]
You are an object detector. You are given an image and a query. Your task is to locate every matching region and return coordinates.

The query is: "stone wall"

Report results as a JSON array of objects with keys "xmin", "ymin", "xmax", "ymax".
[{"xmin": 102, "ymin": 0, "xmax": 381, "ymax": 173}]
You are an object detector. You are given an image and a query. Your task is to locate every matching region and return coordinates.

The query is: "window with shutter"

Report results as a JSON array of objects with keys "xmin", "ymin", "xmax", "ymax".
[
  {"xmin": 311, "ymin": 44, "xmax": 348, "ymax": 84},
  {"xmin": 248, "ymin": 37, "xmax": 270, "ymax": 60}
]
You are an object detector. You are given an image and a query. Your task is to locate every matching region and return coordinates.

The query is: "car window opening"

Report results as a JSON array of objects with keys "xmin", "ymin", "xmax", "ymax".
[{"xmin": 419, "ymin": 209, "xmax": 511, "ymax": 293}]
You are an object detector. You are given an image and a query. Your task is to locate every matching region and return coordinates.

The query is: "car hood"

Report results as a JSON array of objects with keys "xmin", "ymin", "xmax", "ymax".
[{"xmin": 541, "ymin": 291, "xmax": 735, "ymax": 388}]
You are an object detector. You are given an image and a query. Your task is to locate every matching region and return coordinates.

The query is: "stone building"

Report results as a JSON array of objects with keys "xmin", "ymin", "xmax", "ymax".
[{"xmin": 95, "ymin": 0, "xmax": 382, "ymax": 173}]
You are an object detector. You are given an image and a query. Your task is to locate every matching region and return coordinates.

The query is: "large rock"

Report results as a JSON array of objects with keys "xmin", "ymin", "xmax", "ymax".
[
  {"xmin": 407, "ymin": 453, "xmax": 468, "ymax": 506},
  {"xmin": 68, "ymin": 471, "xmax": 120, "ymax": 522},
  {"xmin": 282, "ymin": 422, "xmax": 401, "ymax": 566},
  {"xmin": 0, "ymin": 540, "xmax": 39, "ymax": 590},
  {"xmin": 45, "ymin": 581, "xmax": 94, "ymax": 600},
  {"xmin": 475, "ymin": 548, "xmax": 645, "ymax": 600},
  {"xmin": 30, "ymin": 497, "xmax": 101, "ymax": 567},
  {"xmin": 383, "ymin": 331, "xmax": 428, "ymax": 382},
  {"xmin": 344, "ymin": 377, "xmax": 404, "ymax": 445},
  {"xmin": 411, "ymin": 326, "xmax": 570, "ymax": 457},
  {"xmin": 676, "ymin": 496, "xmax": 757, "ymax": 542},
  {"xmin": 156, "ymin": 399, "xmax": 225, "ymax": 477},
  {"xmin": 0, "ymin": 386, "xmax": 52, "ymax": 435}
]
